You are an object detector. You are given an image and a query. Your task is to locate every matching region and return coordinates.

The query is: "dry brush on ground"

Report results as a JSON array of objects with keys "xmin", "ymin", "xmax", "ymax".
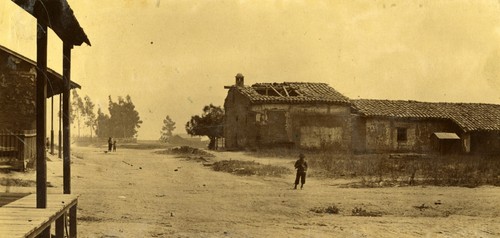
[{"xmin": 248, "ymin": 149, "xmax": 500, "ymax": 188}]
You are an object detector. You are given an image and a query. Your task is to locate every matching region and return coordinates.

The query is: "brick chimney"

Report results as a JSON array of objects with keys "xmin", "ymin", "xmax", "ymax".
[{"xmin": 235, "ymin": 73, "xmax": 244, "ymax": 87}]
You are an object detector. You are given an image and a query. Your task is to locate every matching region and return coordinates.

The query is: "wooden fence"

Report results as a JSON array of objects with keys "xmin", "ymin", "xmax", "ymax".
[{"xmin": 0, "ymin": 129, "xmax": 36, "ymax": 170}]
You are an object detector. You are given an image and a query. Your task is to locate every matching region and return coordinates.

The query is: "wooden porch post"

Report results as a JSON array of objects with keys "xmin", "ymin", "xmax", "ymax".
[
  {"xmin": 63, "ymin": 43, "xmax": 72, "ymax": 194},
  {"xmin": 70, "ymin": 205, "xmax": 77, "ymax": 237},
  {"xmin": 55, "ymin": 215, "xmax": 65, "ymax": 238},
  {"xmin": 36, "ymin": 19, "xmax": 48, "ymax": 209},
  {"xmin": 51, "ymin": 96, "xmax": 54, "ymax": 154},
  {"xmin": 59, "ymin": 94, "xmax": 62, "ymax": 158}
]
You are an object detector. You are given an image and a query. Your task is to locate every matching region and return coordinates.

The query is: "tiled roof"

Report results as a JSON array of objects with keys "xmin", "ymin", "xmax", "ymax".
[
  {"xmin": 236, "ymin": 82, "xmax": 350, "ymax": 105},
  {"xmin": 352, "ymin": 99, "xmax": 500, "ymax": 132}
]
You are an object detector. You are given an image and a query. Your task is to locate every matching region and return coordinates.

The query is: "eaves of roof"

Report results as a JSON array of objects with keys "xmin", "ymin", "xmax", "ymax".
[
  {"xmin": 12, "ymin": 0, "xmax": 90, "ymax": 46},
  {"xmin": 352, "ymin": 99, "xmax": 500, "ymax": 133},
  {"xmin": 0, "ymin": 44, "xmax": 81, "ymax": 98}
]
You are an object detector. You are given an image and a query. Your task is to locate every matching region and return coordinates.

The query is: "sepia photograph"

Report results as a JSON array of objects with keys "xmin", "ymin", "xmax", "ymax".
[{"xmin": 1, "ymin": 0, "xmax": 499, "ymax": 237}]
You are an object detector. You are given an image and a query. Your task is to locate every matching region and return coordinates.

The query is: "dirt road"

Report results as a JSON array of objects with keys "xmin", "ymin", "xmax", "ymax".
[{"xmin": 2, "ymin": 146, "xmax": 500, "ymax": 237}]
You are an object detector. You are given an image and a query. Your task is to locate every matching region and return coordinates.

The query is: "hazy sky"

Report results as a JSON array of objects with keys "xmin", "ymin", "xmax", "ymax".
[{"xmin": 1, "ymin": 0, "xmax": 499, "ymax": 139}]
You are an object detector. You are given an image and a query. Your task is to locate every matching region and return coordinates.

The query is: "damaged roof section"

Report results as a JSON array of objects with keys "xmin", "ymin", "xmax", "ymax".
[
  {"xmin": 352, "ymin": 99, "xmax": 500, "ymax": 132},
  {"xmin": 237, "ymin": 82, "xmax": 350, "ymax": 105},
  {"xmin": 12, "ymin": 0, "xmax": 90, "ymax": 46}
]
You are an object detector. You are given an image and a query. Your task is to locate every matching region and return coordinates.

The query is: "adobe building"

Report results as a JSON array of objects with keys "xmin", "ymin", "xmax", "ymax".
[
  {"xmin": 352, "ymin": 99, "xmax": 500, "ymax": 155},
  {"xmin": 223, "ymin": 74, "xmax": 500, "ymax": 155},
  {"xmin": 224, "ymin": 73, "xmax": 352, "ymax": 151}
]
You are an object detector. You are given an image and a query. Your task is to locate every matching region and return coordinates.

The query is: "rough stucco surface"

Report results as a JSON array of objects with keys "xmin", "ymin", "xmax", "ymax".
[
  {"xmin": 224, "ymin": 90, "xmax": 352, "ymax": 150},
  {"xmin": 363, "ymin": 118, "xmax": 460, "ymax": 153},
  {"xmin": 299, "ymin": 126, "xmax": 343, "ymax": 148}
]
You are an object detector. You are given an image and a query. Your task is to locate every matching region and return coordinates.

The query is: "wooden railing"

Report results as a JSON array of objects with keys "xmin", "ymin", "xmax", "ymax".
[
  {"xmin": 0, "ymin": 193, "xmax": 78, "ymax": 238},
  {"xmin": 0, "ymin": 129, "xmax": 36, "ymax": 170}
]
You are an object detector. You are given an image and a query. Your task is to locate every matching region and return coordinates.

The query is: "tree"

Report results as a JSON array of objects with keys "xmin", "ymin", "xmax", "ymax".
[
  {"xmin": 106, "ymin": 95, "xmax": 143, "ymax": 138},
  {"xmin": 71, "ymin": 90, "xmax": 84, "ymax": 137},
  {"xmin": 159, "ymin": 115, "xmax": 176, "ymax": 143},
  {"xmin": 83, "ymin": 95, "xmax": 96, "ymax": 139},
  {"xmin": 185, "ymin": 104, "xmax": 224, "ymax": 150},
  {"xmin": 94, "ymin": 95, "xmax": 142, "ymax": 139},
  {"xmin": 95, "ymin": 107, "xmax": 110, "ymax": 138}
]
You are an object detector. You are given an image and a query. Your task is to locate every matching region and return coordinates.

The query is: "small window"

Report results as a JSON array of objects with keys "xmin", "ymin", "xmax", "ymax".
[{"xmin": 397, "ymin": 128, "xmax": 407, "ymax": 142}]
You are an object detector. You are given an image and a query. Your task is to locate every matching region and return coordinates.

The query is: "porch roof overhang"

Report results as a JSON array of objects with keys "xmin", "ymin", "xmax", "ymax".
[
  {"xmin": 0, "ymin": 44, "xmax": 81, "ymax": 98},
  {"xmin": 47, "ymin": 69, "xmax": 81, "ymax": 97},
  {"xmin": 12, "ymin": 0, "xmax": 91, "ymax": 46},
  {"xmin": 433, "ymin": 132, "xmax": 460, "ymax": 140}
]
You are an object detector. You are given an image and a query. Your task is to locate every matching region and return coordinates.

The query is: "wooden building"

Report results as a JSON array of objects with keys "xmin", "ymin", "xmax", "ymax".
[
  {"xmin": 0, "ymin": 0, "xmax": 90, "ymax": 237},
  {"xmin": 0, "ymin": 44, "xmax": 81, "ymax": 170},
  {"xmin": 224, "ymin": 74, "xmax": 352, "ymax": 151}
]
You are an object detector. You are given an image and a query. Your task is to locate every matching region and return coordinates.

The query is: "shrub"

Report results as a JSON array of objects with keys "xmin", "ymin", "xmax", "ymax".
[
  {"xmin": 157, "ymin": 146, "xmax": 214, "ymax": 157},
  {"xmin": 306, "ymin": 153, "xmax": 500, "ymax": 188},
  {"xmin": 351, "ymin": 207, "xmax": 382, "ymax": 217},
  {"xmin": 246, "ymin": 149, "xmax": 500, "ymax": 187},
  {"xmin": 310, "ymin": 205, "xmax": 340, "ymax": 214}
]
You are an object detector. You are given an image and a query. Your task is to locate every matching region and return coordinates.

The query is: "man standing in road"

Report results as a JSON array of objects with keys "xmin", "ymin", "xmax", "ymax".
[
  {"xmin": 108, "ymin": 137, "xmax": 113, "ymax": 152},
  {"xmin": 294, "ymin": 153, "xmax": 308, "ymax": 189}
]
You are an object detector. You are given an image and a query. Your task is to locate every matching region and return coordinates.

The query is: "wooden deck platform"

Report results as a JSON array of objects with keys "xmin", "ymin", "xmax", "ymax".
[{"xmin": 0, "ymin": 193, "xmax": 78, "ymax": 238}]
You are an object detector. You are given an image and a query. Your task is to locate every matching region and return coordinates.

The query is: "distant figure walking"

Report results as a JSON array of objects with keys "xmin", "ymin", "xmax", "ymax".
[
  {"xmin": 113, "ymin": 140, "xmax": 117, "ymax": 152},
  {"xmin": 294, "ymin": 153, "xmax": 308, "ymax": 190},
  {"xmin": 46, "ymin": 137, "xmax": 50, "ymax": 151},
  {"xmin": 108, "ymin": 137, "xmax": 113, "ymax": 152}
]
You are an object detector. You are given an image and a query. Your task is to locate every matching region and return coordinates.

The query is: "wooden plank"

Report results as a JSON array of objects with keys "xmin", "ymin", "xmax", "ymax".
[
  {"xmin": 0, "ymin": 229, "xmax": 32, "ymax": 238},
  {"xmin": 0, "ymin": 193, "xmax": 30, "ymax": 207},
  {"xmin": 0, "ymin": 207, "xmax": 61, "ymax": 213},
  {"xmin": 282, "ymin": 86, "xmax": 290, "ymax": 97},
  {"xmin": 0, "ymin": 208, "xmax": 65, "ymax": 218},
  {"xmin": 3, "ymin": 194, "xmax": 78, "ymax": 211},
  {"xmin": 0, "ymin": 194, "xmax": 78, "ymax": 238},
  {"xmin": 4, "ymin": 194, "xmax": 77, "ymax": 203},
  {"xmin": 5, "ymin": 200, "xmax": 77, "ymax": 209},
  {"xmin": 0, "ymin": 217, "xmax": 52, "ymax": 238},
  {"xmin": 0, "ymin": 217, "xmax": 49, "ymax": 223},
  {"xmin": 0, "ymin": 219, "xmax": 51, "ymax": 223},
  {"xmin": 268, "ymin": 85, "xmax": 284, "ymax": 97},
  {"xmin": 6, "ymin": 194, "xmax": 78, "ymax": 202},
  {"xmin": 0, "ymin": 208, "xmax": 67, "ymax": 216},
  {"xmin": 0, "ymin": 209, "xmax": 51, "ymax": 238},
  {"xmin": 0, "ymin": 147, "xmax": 16, "ymax": 152},
  {"xmin": 5, "ymin": 197, "xmax": 77, "ymax": 205}
]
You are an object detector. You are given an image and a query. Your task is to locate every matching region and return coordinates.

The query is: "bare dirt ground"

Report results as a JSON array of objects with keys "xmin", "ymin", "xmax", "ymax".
[{"xmin": 2, "ymin": 146, "xmax": 500, "ymax": 237}]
